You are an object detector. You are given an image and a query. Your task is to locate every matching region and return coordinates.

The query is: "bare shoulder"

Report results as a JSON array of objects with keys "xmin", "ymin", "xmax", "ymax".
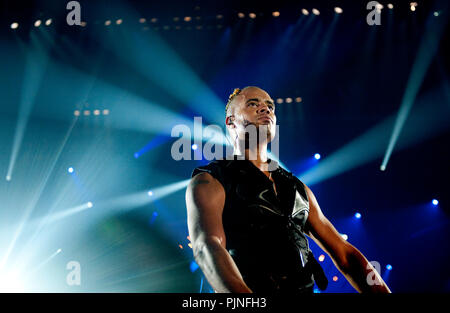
[
  {"xmin": 302, "ymin": 183, "xmax": 319, "ymax": 209},
  {"xmin": 186, "ymin": 172, "xmax": 227, "ymax": 246},
  {"xmin": 187, "ymin": 172, "xmax": 225, "ymax": 205}
]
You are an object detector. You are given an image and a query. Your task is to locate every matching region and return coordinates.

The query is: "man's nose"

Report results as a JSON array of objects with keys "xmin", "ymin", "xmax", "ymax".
[{"xmin": 257, "ymin": 104, "xmax": 271, "ymax": 114}]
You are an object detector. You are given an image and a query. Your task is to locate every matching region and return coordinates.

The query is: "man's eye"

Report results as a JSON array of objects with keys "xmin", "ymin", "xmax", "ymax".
[
  {"xmin": 268, "ymin": 106, "xmax": 274, "ymax": 110},
  {"xmin": 248, "ymin": 102, "xmax": 257, "ymax": 106}
]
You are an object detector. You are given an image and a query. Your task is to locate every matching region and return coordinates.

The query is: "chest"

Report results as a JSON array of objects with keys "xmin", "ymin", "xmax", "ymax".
[{"xmin": 223, "ymin": 168, "xmax": 310, "ymax": 229}]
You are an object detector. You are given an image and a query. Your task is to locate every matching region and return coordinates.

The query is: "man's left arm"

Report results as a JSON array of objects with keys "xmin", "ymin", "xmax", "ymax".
[{"xmin": 303, "ymin": 184, "xmax": 391, "ymax": 293}]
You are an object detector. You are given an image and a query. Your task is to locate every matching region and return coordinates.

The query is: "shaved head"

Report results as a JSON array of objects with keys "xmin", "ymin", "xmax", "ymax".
[{"xmin": 226, "ymin": 86, "xmax": 273, "ymax": 117}]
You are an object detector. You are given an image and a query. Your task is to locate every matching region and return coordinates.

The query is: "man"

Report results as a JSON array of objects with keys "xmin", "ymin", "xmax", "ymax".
[{"xmin": 186, "ymin": 86, "xmax": 391, "ymax": 293}]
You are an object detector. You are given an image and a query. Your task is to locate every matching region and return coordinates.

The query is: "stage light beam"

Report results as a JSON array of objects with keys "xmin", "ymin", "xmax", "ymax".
[{"xmin": 381, "ymin": 11, "xmax": 447, "ymax": 171}]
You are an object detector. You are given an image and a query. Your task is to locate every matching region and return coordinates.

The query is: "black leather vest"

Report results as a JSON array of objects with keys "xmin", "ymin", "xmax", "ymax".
[{"xmin": 192, "ymin": 159, "xmax": 320, "ymax": 293}]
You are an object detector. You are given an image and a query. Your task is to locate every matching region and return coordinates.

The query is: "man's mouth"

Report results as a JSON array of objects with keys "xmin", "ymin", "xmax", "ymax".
[{"xmin": 257, "ymin": 116, "xmax": 272, "ymax": 124}]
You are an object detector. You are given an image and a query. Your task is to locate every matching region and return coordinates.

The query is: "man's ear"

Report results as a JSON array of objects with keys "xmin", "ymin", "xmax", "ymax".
[{"xmin": 225, "ymin": 116, "xmax": 235, "ymax": 128}]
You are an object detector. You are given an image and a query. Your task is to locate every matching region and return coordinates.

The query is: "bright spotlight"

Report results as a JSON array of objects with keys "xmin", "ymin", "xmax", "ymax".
[
  {"xmin": 148, "ymin": 191, "xmax": 153, "ymax": 196},
  {"xmin": 432, "ymin": 199, "xmax": 439, "ymax": 206},
  {"xmin": 411, "ymin": 5, "xmax": 416, "ymax": 11},
  {"xmin": 302, "ymin": 9, "xmax": 309, "ymax": 15},
  {"xmin": 34, "ymin": 20, "xmax": 42, "ymax": 27},
  {"xmin": 116, "ymin": 19, "xmax": 123, "ymax": 25},
  {"xmin": 334, "ymin": 7, "xmax": 343, "ymax": 14},
  {"xmin": 0, "ymin": 270, "xmax": 25, "ymax": 292},
  {"xmin": 68, "ymin": 167, "xmax": 74, "ymax": 174},
  {"xmin": 93, "ymin": 110, "xmax": 100, "ymax": 116},
  {"xmin": 355, "ymin": 212, "xmax": 361, "ymax": 219},
  {"xmin": 45, "ymin": 19, "xmax": 52, "ymax": 26},
  {"xmin": 314, "ymin": 153, "xmax": 321, "ymax": 160},
  {"xmin": 387, "ymin": 4, "xmax": 394, "ymax": 9},
  {"xmin": 386, "ymin": 264, "xmax": 392, "ymax": 270},
  {"xmin": 139, "ymin": 18, "xmax": 146, "ymax": 23},
  {"xmin": 341, "ymin": 234, "xmax": 348, "ymax": 241},
  {"xmin": 87, "ymin": 202, "xmax": 93, "ymax": 208},
  {"xmin": 285, "ymin": 98, "xmax": 292, "ymax": 103},
  {"xmin": 105, "ymin": 20, "xmax": 111, "ymax": 26},
  {"xmin": 6, "ymin": 175, "xmax": 11, "ymax": 181},
  {"xmin": 295, "ymin": 97, "xmax": 302, "ymax": 103},
  {"xmin": 276, "ymin": 98, "xmax": 284, "ymax": 104},
  {"xmin": 102, "ymin": 109, "xmax": 110, "ymax": 115},
  {"xmin": 332, "ymin": 276, "xmax": 338, "ymax": 282},
  {"xmin": 10, "ymin": 22, "xmax": 19, "ymax": 29},
  {"xmin": 380, "ymin": 165, "xmax": 386, "ymax": 171},
  {"xmin": 191, "ymin": 144, "xmax": 198, "ymax": 150},
  {"xmin": 190, "ymin": 260, "xmax": 199, "ymax": 272},
  {"xmin": 57, "ymin": 249, "xmax": 62, "ymax": 253},
  {"xmin": 312, "ymin": 8, "xmax": 320, "ymax": 15},
  {"xmin": 318, "ymin": 254, "xmax": 325, "ymax": 262},
  {"xmin": 184, "ymin": 16, "xmax": 192, "ymax": 22},
  {"xmin": 272, "ymin": 11, "xmax": 280, "ymax": 17},
  {"xmin": 434, "ymin": 11, "xmax": 439, "ymax": 17},
  {"xmin": 238, "ymin": 12, "xmax": 245, "ymax": 18},
  {"xmin": 249, "ymin": 13, "xmax": 256, "ymax": 19}
]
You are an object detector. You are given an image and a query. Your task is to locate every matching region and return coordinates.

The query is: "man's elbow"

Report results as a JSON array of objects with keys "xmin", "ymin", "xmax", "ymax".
[
  {"xmin": 192, "ymin": 236, "xmax": 223, "ymax": 263},
  {"xmin": 335, "ymin": 242, "xmax": 356, "ymax": 274}
]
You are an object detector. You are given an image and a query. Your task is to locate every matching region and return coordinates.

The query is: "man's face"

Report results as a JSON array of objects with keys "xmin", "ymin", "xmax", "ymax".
[{"xmin": 226, "ymin": 87, "xmax": 277, "ymax": 143}]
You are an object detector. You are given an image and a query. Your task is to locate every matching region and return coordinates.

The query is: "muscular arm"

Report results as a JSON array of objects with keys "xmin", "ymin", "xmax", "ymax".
[
  {"xmin": 186, "ymin": 172, "xmax": 252, "ymax": 293},
  {"xmin": 303, "ymin": 185, "xmax": 391, "ymax": 293}
]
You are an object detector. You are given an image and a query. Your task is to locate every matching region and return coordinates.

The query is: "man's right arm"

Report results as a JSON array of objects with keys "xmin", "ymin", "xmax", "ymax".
[{"xmin": 186, "ymin": 172, "xmax": 252, "ymax": 293}]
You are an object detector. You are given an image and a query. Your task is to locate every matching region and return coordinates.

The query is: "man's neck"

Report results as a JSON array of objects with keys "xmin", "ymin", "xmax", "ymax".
[{"xmin": 233, "ymin": 143, "xmax": 270, "ymax": 172}]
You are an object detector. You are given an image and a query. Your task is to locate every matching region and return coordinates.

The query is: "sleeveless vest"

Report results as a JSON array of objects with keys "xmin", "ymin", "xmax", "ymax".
[{"xmin": 192, "ymin": 159, "xmax": 327, "ymax": 293}]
